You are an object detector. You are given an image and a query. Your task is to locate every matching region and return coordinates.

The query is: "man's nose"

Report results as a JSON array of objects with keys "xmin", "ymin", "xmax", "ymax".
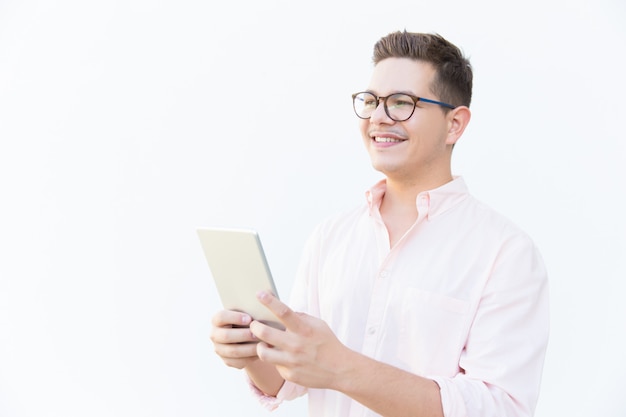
[{"xmin": 369, "ymin": 98, "xmax": 393, "ymax": 123}]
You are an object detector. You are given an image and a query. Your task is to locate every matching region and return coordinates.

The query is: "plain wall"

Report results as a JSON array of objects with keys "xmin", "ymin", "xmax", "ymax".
[{"xmin": 0, "ymin": 0, "xmax": 624, "ymax": 416}]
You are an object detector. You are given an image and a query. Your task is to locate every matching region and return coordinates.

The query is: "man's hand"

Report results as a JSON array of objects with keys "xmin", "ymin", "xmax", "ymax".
[
  {"xmin": 210, "ymin": 310, "xmax": 259, "ymax": 369},
  {"xmin": 249, "ymin": 291, "xmax": 353, "ymax": 391}
]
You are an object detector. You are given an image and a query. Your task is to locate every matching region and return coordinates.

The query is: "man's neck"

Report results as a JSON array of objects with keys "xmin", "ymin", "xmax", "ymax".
[
  {"xmin": 384, "ymin": 172, "xmax": 453, "ymax": 205},
  {"xmin": 379, "ymin": 173, "xmax": 453, "ymax": 247}
]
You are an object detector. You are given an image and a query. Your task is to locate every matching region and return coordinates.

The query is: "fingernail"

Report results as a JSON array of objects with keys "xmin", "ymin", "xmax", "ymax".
[
  {"xmin": 257, "ymin": 290, "xmax": 268, "ymax": 301},
  {"xmin": 241, "ymin": 314, "xmax": 251, "ymax": 325}
]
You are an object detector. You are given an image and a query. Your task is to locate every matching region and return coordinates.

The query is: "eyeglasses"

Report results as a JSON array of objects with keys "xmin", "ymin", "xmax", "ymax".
[{"xmin": 351, "ymin": 91, "xmax": 456, "ymax": 122}]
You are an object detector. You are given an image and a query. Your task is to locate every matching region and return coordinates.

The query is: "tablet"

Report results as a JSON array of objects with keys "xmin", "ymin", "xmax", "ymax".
[{"xmin": 197, "ymin": 227, "xmax": 283, "ymax": 329}]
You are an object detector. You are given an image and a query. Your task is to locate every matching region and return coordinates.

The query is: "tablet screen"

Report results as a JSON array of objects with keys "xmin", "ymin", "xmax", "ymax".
[{"xmin": 197, "ymin": 227, "xmax": 283, "ymax": 329}]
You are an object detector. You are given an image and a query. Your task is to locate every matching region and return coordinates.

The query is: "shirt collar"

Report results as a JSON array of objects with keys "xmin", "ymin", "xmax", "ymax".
[{"xmin": 365, "ymin": 176, "xmax": 470, "ymax": 220}]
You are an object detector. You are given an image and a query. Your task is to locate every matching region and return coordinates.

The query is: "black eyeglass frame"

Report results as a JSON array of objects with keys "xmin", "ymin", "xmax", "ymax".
[{"xmin": 351, "ymin": 91, "xmax": 456, "ymax": 122}]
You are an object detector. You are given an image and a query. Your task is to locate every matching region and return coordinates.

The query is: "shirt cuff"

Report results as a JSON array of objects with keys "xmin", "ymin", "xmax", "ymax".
[
  {"xmin": 246, "ymin": 376, "xmax": 283, "ymax": 411},
  {"xmin": 246, "ymin": 375, "xmax": 308, "ymax": 411},
  {"xmin": 431, "ymin": 376, "xmax": 467, "ymax": 417}
]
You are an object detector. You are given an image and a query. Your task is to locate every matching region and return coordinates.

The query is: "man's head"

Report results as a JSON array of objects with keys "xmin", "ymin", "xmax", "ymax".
[
  {"xmin": 372, "ymin": 31, "xmax": 472, "ymax": 109},
  {"xmin": 356, "ymin": 31, "xmax": 472, "ymax": 185}
]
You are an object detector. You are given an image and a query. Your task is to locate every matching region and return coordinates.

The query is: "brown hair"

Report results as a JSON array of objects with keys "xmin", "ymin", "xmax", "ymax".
[{"xmin": 373, "ymin": 31, "xmax": 472, "ymax": 108}]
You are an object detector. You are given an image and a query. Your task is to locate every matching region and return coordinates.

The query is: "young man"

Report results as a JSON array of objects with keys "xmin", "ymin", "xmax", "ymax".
[{"xmin": 211, "ymin": 31, "xmax": 549, "ymax": 417}]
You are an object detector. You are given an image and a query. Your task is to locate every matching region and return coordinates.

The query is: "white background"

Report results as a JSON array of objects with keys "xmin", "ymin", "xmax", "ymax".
[{"xmin": 1, "ymin": 0, "xmax": 625, "ymax": 416}]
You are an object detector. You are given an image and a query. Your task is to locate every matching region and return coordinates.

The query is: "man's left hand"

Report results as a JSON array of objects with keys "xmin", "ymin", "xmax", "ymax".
[{"xmin": 249, "ymin": 291, "xmax": 352, "ymax": 391}]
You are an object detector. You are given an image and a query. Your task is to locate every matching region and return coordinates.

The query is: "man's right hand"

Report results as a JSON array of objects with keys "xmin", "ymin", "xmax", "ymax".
[{"xmin": 210, "ymin": 310, "xmax": 260, "ymax": 369}]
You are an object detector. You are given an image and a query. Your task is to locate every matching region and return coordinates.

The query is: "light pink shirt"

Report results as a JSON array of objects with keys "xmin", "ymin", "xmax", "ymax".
[{"xmin": 252, "ymin": 177, "xmax": 549, "ymax": 417}]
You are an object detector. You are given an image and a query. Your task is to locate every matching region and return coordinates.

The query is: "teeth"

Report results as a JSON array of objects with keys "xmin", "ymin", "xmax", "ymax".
[{"xmin": 374, "ymin": 137, "xmax": 403, "ymax": 143}]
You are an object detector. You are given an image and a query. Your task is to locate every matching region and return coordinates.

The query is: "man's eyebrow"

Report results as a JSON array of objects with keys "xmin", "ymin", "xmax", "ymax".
[
  {"xmin": 364, "ymin": 89, "xmax": 419, "ymax": 97},
  {"xmin": 394, "ymin": 90, "xmax": 417, "ymax": 96}
]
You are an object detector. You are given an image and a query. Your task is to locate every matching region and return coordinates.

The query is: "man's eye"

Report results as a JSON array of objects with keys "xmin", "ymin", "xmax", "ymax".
[{"xmin": 390, "ymin": 99, "xmax": 413, "ymax": 107}]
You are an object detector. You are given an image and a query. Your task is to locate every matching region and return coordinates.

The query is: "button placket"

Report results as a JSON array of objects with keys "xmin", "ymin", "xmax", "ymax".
[{"xmin": 361, "ymin": 267, "xmax": 391, "ymax": 357}]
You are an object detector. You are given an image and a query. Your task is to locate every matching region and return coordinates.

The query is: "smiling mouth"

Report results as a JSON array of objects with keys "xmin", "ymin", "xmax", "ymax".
[{"xmin": 373, "ymin": 137, "xmax": 405, "ymax": 143}]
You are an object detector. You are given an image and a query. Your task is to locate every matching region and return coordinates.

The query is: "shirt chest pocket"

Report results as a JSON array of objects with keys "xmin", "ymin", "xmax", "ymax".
[{"xmin": 394, "ymin": 288, "xmax": 471, "ymax": 376}]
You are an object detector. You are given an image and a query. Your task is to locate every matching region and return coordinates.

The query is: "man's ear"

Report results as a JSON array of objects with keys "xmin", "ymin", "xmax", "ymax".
[{"xmin": 446, "ymin": 106, "xmax": 471, "ymax": 146}]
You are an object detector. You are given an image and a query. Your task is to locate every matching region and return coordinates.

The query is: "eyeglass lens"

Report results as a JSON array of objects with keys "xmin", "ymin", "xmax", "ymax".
[{"xmin": 353, "ymin": 92, "xmax": 415, "ymax": 121}]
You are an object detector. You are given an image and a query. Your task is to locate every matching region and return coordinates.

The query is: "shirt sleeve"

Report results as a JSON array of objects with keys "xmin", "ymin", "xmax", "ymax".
[{"xmin": 433, "ymin": 231, "xmax": 550, "ymax": 417}]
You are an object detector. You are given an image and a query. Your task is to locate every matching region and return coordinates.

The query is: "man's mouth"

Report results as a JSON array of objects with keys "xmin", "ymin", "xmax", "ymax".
[{"xmin": 373, "ymin": 136, "xmax": 405, "ymax": 143}]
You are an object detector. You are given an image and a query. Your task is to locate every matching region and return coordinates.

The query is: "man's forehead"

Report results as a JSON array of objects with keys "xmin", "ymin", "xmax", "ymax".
[{"xmin": 368, "ymin": 58, "xmax": 435, "ymax": 93}]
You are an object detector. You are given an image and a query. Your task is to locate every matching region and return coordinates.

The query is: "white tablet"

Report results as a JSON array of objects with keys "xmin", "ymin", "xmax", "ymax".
[{"xmin": 197, "ymin": 227, "xmax": 283, "ymax": 329}]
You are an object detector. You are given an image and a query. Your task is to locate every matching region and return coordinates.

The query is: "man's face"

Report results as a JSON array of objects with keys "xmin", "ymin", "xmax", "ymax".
[{"xmin": 359, "ymin": 57, "xmax": 456, "ymax": 183}]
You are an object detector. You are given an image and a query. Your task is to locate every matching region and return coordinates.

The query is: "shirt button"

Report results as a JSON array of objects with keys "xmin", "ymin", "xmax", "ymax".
[
  {"xmin": 380, "ymin": 270, "xmax": 389, "ymax": 279},
  {"xmin": 367, "ymin": 326, "xmax": 377, "ymax": 335}
]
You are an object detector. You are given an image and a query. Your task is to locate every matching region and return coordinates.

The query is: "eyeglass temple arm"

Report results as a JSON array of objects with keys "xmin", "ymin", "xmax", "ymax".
[{"xmin": 418, "ymin": 97, "xmax": 456, "ymax": 109}]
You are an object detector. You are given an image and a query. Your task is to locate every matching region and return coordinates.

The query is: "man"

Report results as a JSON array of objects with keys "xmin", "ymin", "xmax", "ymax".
[{"xmin": 211, "ymin": 30, "xmax": 549, "ymax": 417}]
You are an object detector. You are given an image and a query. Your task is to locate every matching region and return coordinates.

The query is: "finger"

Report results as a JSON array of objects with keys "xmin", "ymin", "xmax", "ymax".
[
  {"xmin": 256, "ymin": 340, "xmax": 289, "ymax": 366},
  {"xmin": 256, "ymin": 291, "xmax": 301, "ymax": 331},
  {"xmin": 249, "ymin": 320, "xmax": 287, "ymax": 349},
  {"xmin": 210, "ymin": 325, "xmax": 257, "ymax": 345},
  {"xmin": 214, "ymin": 339, "xmax": 259, "ymax": 360},
  {"xmin": 214, "ymin": 342, "xmax": 259, "ymax": 369},
  {"xmin": 211, "ymin": 310, "xmax": 252, "ymax": 328}
]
